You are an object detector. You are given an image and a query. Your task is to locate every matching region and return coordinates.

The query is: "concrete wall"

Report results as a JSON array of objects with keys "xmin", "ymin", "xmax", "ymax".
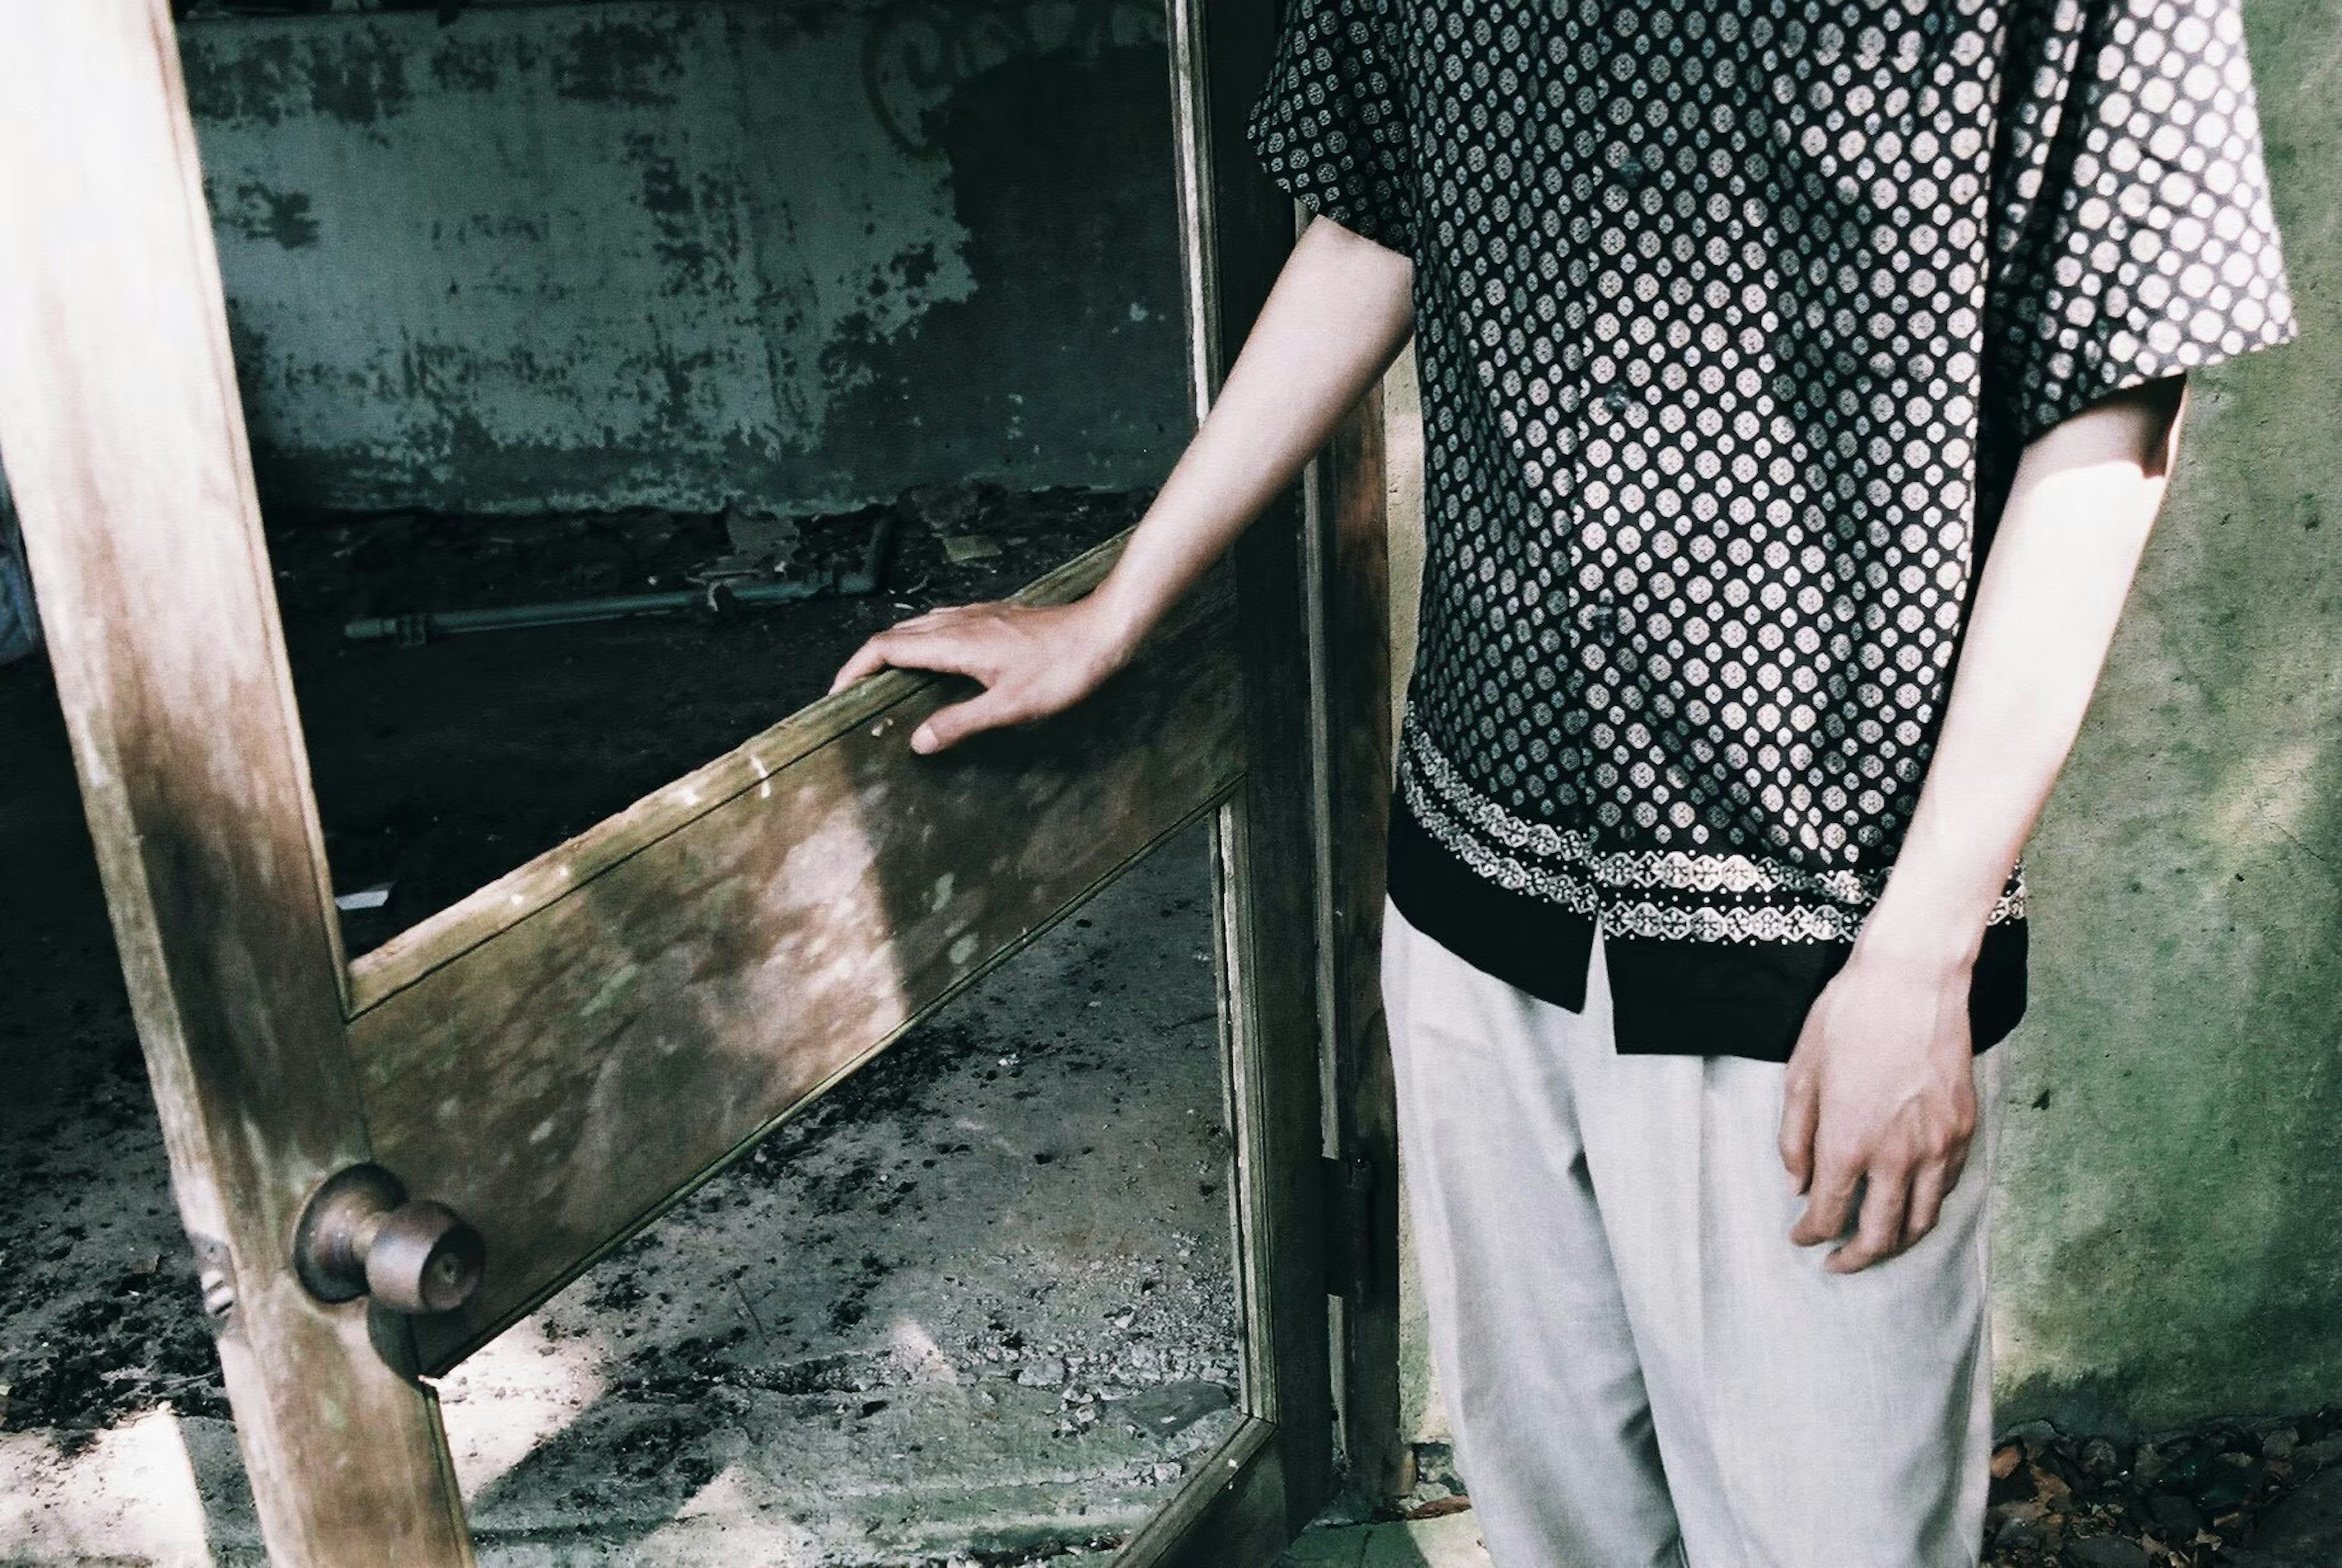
[
  {"xmin": 1386, "ymin": 0, "xmax": 2341, "ymax": 1447},
  {"xmin": 177, "ymin": 0, "xmax": 1189, "ymax": 518},
  {"xmin": 1989, "ymin": 0, "xmax": 2342, "ymax": 1435}
]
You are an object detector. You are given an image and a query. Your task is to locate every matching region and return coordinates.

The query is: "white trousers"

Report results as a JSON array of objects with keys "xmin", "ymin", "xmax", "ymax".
[{"xmin": 1381, "ymin": 899, "xmax": 2005, "ymax": 1568}]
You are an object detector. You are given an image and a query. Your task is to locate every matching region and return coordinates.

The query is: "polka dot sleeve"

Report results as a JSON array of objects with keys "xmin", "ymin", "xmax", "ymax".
[
  {"xmin": 1987, "ymin": 0, "xmax": 2299, "ymax": 447},
  {"xmin": 1243, "ymin": 0, "xmax": 1416, "ymax": 256}
]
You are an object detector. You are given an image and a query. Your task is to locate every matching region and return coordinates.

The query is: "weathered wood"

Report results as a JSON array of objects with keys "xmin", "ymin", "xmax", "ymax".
[
  {"xmin": 1307, "ymin": 385, "xmax": 1406, "ymax": 1502},
  {"xmin": 355, "ymin": 563, "xmax": 1244, "ymax": 1372},
  {"xmin": 0, "ymin": 4, "xmax": 470, "ymax": 1563},
  {"xmin": 1169, "ymin": 0, "xmax": 1340, "ymax": 1541},
  {"xmin": 1115, "ymin": 1417, "xmax": 1290, "ymax": 1568},
  {"xmin": 348, "ymin": 537, "xmax": 1130, "ymax": 1016}
]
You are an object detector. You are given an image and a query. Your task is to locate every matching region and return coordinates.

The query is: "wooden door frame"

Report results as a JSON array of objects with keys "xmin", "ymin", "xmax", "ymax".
[
  {"xmin": 0, "ymin": 7, "xmax": 472, "ymax": 1562},
  {"xmin": 0, "ymin": 1, "xmax": 1402, "ymax": 1563}
]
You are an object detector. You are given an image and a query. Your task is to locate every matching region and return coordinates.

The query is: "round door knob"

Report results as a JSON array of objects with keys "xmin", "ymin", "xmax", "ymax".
[{"xmin": 295, "ymin": 1164, "xmax": 485, "ymax": 1316}]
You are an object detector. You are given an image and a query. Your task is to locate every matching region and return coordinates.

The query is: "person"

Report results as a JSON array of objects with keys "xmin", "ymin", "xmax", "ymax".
[{"xmin": 832, "ymin": 0, "xmax": 2298, "ymax": 1561}]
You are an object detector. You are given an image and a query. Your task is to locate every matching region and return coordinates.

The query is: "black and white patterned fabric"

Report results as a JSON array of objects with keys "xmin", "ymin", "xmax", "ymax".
[{"xmin": 1247, "ymin": 0, "xmax": 2297, "ymax": 1059}]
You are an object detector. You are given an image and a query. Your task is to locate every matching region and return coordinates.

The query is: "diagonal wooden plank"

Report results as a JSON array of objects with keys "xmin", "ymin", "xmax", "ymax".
[
  {"xmin": 1115, "ymin": 1416, "xmax": 1289, "ymax": 1568},
  {"xmin": 345, "ymin": 535, "xmax": 1136, "ymax": 1017},
  {"xmin": 0, "ymin": 3, "xmax": 470, "ymax": 1563},
  {"xmin": 351, "ymin": 565, "xmax": 1243, "ymax": 1373}
]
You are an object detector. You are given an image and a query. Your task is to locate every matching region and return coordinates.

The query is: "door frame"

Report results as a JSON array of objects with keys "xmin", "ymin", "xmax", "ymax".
[{"xmin": 0, "ymin": 1, "xmax": 1402, "ymax": 1562}]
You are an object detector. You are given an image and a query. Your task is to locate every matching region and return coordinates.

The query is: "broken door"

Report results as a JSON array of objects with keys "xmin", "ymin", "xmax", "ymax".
[{"xmin": 0, "ymin": 1, "xmax": 1398, "ymax": 1563}]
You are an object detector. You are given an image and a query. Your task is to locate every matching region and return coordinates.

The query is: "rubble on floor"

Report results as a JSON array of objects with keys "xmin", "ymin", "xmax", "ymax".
[
  {"xmin": 0, "ymin": 633, "xmax": 1248, "ymax": 1565},
  {"xmin": 1300, "ymin": 1417, "xmax": 2342, "ymax": 1568},
  {"xmin": 1983, "ymin": 1409, "xmax": 2342, "ymax": 1567}
]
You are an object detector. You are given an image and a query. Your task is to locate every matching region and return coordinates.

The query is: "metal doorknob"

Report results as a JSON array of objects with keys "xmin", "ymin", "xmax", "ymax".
[{"xmin": 294, "ymin": 1164, "xmax": 485, "ymax": 1316}]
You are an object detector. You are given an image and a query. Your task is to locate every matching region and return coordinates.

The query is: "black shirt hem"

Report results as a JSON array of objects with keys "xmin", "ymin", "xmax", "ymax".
[{"xmin": 1386, "ymin": 802, "xmax": 2027, "ymax": 1064}]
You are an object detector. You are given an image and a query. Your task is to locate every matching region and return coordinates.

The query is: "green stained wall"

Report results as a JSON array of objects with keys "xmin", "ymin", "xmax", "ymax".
[
  {"xmin": 1990, "ymin": 0, "xmax": 2342, "ymax": 1436},
  {"xmin": 176, "ymin": 0, "xmax": 1189, "ymax": 518}
]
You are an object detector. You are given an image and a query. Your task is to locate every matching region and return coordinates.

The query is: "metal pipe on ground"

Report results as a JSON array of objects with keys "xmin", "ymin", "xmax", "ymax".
[{"xmin": 343, "ymin": 516, "xmax": 896, "ymax": 645}]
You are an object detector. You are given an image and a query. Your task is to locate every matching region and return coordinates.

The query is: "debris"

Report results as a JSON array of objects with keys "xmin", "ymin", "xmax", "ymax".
[
  {"xmin": 1015, "ymin": 1358, "xmax": 1066, "ymax": 1388},
  {"xmin": 343, "ymin": 515, "xmax": 895, "ymax": 643},
  {"xmin": 2064, "ymin": 1538, "xmax": 2149, "ymax": 1568},
  {"xmin": 2147, "ymin": 1493, "xmax": 2202, "ymax": 1538},
  {"xmin": 1112, "ymin": 1379, "xmax": 1231, "ymax": 1437},
  {"xmin": 900, "ymin": 482, "xmax": 984, "ymax": 534},
  {"xmin": 1406, "ymin": 1494, "xmax": 1476, "ymax": 1523},
  {"xmin": 721, "ymin": 512, "xmax": 802, "ymax": 571},
  {"xmin": 2255, "ymin": 1467, "xmax": 2342, "ymax": 1563},
  {"xmin": 940, "ymin": 533, "xmax": 1003, "ymax": 565},
  {"xmin": 333, "ymin": 882, "xmax": 393, "ymax": 912},
  {"xmin": 1978, "ymin": 1409, "xmax": 2342, "ymax": 1566}
]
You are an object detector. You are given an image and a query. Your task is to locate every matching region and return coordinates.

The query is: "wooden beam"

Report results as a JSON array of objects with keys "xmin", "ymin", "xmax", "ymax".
[
  {"xmin": 348, "ymin": 535, "xmax": 1133, "ymax": 1014},
  {"xmin": 1116, "ymin": 1417, "xmax": 1291, "ymax": 1568},
  {"xmin": 1168, "ymin": 0, "xmax": 1339, "ymax": 1538},
  {"xmin": 0, "ymin": 4, "xmax": 470, "ymax": 1563},
  {"xmin": 353, "ymin": 555, "xmax": 1244, "ymax": 1373},
  {"xmin": 1308, "ymin": 384, "xmax": 1406, "ymax": 1502}
]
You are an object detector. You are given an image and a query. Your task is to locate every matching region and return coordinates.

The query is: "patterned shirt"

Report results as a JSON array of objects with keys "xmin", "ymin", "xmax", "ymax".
[{"xmin": 1247, "ymin": 0, "xmax": 2298, "ymax": 1059}]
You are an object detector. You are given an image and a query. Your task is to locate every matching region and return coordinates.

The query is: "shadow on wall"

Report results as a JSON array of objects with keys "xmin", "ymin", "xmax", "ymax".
[
  {"xmin": 1986, "ymin": 135, "xmax": 2342, "ymax": 1437},
  {"xmin": 1994, "ymin": 635, "xmax": 2342, "ymax": 1436},
  {"xmin": 1983, "ymin": 0, "xmax": 2342, "ymax": 1432}
]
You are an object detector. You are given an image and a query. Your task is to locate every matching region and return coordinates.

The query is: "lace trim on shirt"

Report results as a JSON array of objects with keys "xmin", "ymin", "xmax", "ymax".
[{"xmin": 1399, "ymin": 718, "xmax": 2025, "ymax": 943}]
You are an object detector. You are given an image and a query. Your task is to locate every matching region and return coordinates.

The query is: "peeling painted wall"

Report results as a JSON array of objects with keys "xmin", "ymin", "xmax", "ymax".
[
  {"xmin": 177, "ymin": 0, "xmax": 1187, "ymax": 517},
  {"xmin": 1386, "ymin": 0, "xmax": 2342, "ymax": 1447}
]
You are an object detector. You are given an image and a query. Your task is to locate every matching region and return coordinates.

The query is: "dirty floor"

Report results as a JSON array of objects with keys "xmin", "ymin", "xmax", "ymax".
[{"xmin": 0, "ymin": 489, "xmax": 1266, "ymax": 1564}]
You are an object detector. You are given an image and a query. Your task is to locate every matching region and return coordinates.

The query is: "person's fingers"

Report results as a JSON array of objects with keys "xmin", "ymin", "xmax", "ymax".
[
  {"xmin": 892, "ymin": 604, "xmax": 972, "ymax": 635},
  {"xmin": 1943, "ymin": 1140, "xmax": 1971, "ymax": 1195},
  {"xmin": 831, "ymin": 629, "xmax": 932, "ymax": 693},
  {"xmin": 829, "ymin": 635, "xmax": 898, "ymax": 693},
  {"xmin": 1778, "ymin": 1064, "xmax": 1819, "ymax": 1195},
  {"xmin": 1789, "ymin": 1155, "xmax": 1861, "ymax": 1247},
  {"xmin": 1901, "ymin": 1161, "xmax": 1951, "ymax": 1251},
  {"xmin": 831, "ymin": 625, "xmax": 995, "ymax": 695},
  {"xmin": 1830, "ymin": 1156, "xmax": 1913, "ymax": 1273},
  {"xmin": 912, "ymin": 687, "xmax": 1020, "ymax": 754}
]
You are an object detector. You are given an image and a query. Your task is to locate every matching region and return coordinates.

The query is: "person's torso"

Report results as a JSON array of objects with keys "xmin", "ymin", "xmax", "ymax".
[{"xmin": 1388, "ymin": 0, "xmax": 2013, "ymax": 897}]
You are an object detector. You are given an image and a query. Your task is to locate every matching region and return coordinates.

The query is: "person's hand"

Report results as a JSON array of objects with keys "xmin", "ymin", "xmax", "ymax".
[
  {"xmin": 828, "ymin": 596, "xmax": 1136, "ymax": 754},
  {"xmin": 1778, "ymin": 945, "xmax": 1980, "ymax": 1273}
]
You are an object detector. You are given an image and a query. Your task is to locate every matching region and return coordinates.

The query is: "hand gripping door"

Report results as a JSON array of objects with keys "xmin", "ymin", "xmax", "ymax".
[{"xmin": 0, "ymin": 1, "xmax": 1403, "ymax": 1563}]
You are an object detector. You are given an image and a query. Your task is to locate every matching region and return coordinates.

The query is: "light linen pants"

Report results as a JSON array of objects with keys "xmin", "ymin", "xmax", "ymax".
[{"xmin": 1382, "ymin": 899, "xmax": 2005, "ymax": 1568}]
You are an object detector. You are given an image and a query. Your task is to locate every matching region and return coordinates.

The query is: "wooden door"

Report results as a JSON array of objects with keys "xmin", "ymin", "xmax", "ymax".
[{"xmin": 0, "ymin": 1, "xmax": 1401, "ymax": 1564}]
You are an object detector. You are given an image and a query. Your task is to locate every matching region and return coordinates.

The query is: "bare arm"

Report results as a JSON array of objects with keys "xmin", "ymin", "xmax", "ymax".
[
  {"xmin": 829, "ymin": 214, "xmax": 1416, "ymax": 752},
  {"xmin": 1782, "ymin": 374, "xmax": 2191, "ymax": 1272}
]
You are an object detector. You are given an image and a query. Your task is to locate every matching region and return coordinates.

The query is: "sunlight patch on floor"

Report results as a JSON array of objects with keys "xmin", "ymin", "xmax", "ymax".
[{"xmin": 0, "ymin": 1408, "xmax": 212, "ymax": 1566}]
